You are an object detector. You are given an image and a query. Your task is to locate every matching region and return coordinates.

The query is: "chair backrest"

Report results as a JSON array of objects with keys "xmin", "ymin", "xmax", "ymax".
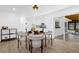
[
  {"xmin": 44, "ymin": 31, "xmax": 52, "ymax": 40},
  {"xmin": 27, "ymin": 34, "xmax": 45, "ymax": 48},
  {"xmin": 28, "ymin": 34, "xmax": 45, "ymax": 40},
  {"xmin": 45, "ymin": 31, "xmax": 52, "ymax": 35},
  {"xmin": 18, "ymin": 32, "xmax": 27, "ymax": 40}
]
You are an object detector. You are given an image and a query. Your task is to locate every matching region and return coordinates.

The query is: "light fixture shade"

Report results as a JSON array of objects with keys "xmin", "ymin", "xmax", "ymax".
[{"xmin": 32, "ymin": 5, "xmax": 39, "ymax": 10}]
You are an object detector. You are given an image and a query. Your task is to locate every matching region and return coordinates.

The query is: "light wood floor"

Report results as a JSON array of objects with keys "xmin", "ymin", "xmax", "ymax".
[{"xmin": 0, "ymin": 38, "xmax": 79, "ymax": 53}]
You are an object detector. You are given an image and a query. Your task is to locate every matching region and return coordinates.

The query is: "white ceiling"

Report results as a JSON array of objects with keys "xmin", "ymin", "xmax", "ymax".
[{"xmin": 0, "ymin": 5, "xmax": 72, "ymax": 17}]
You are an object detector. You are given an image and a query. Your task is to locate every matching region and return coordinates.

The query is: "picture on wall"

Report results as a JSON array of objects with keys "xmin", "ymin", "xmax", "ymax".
[{"xmin": 55, "ymin": 21, "xmax": 60, "ymax": 28}]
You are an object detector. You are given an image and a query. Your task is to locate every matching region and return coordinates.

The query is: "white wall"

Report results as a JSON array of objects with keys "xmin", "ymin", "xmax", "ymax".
[
  {"xmin": 0, "ymin": 12, "xmax": 26, "ymax": 32},
  {"xmin": 26, "ymin": 16, "xmax": 53, "ymax": 32},
  {"xmin": 0, "ymin": 12, "xmax": 53, "ymax": 33},
  {"xmin": 54, "ymin": 17, "xmax": 69, "ymax": 37}
]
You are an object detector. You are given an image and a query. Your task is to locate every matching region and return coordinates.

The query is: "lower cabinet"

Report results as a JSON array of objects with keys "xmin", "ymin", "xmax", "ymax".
[{"xmin": 1, "ymin": 28, "xmax": 17, "ymax": 41}]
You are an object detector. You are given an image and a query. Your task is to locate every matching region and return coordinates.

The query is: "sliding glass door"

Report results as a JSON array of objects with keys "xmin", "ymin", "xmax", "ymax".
[
  {"xmin": 68, "ymin": 21, "xmax": 79, "ymax": 32},
  {"xmin": 68, "ymin": 22, "xmax": 75, "ymax": 30},
  {"xmin": 76, "ymin": 22, "xmax": 79, "ymax": 30}
]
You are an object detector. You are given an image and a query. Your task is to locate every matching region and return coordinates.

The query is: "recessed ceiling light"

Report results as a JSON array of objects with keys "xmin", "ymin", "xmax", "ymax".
[{"xmin": 12, "ymin": 8, "xmax": 16, "ymax": 11}]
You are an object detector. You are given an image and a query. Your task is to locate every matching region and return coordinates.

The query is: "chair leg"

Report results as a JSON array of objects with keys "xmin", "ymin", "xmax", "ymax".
[
  {"xmin": 25, "ymin": 36, "xmax": 27, "ymax": 49},
  {"xmin": 45, "ymin": 35, "xmax": 46, "ymax": 47},
  {"xmin": 18, "ymin": 35, "xmax": 19, "ymax": 48},
  {"xmin": 51, "ymin": 35, "xmax": 52, "ymax": 46},
  {"xmin": 29, "ymin": 40, "xmax": 31, "ymax": 51},
  {"xmin": 30, "ymin": 40, "xmax": 32, "ymax": 53},
  {"xmin": 41, "ymin": 39, "xmax": 43, "ymax": 53}
]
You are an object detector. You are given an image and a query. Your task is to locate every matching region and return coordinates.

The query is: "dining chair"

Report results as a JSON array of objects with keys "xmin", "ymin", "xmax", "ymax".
[
  {"xmin": 17, "ymin": 32, "xmax": 27, "ymax": 49},
  {"xmin": 45, "ymin": 31, "xmax": 53, "ymax": 47},
  {"xmin": 27, "ymin": 34, "xmax": 45, "ymax": 53}
]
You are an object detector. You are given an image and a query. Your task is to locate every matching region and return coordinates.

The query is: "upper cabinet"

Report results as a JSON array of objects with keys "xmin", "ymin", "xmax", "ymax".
[{"xmin": 65, "ymin": 14, "xmax": 79, "ymax": 21}]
